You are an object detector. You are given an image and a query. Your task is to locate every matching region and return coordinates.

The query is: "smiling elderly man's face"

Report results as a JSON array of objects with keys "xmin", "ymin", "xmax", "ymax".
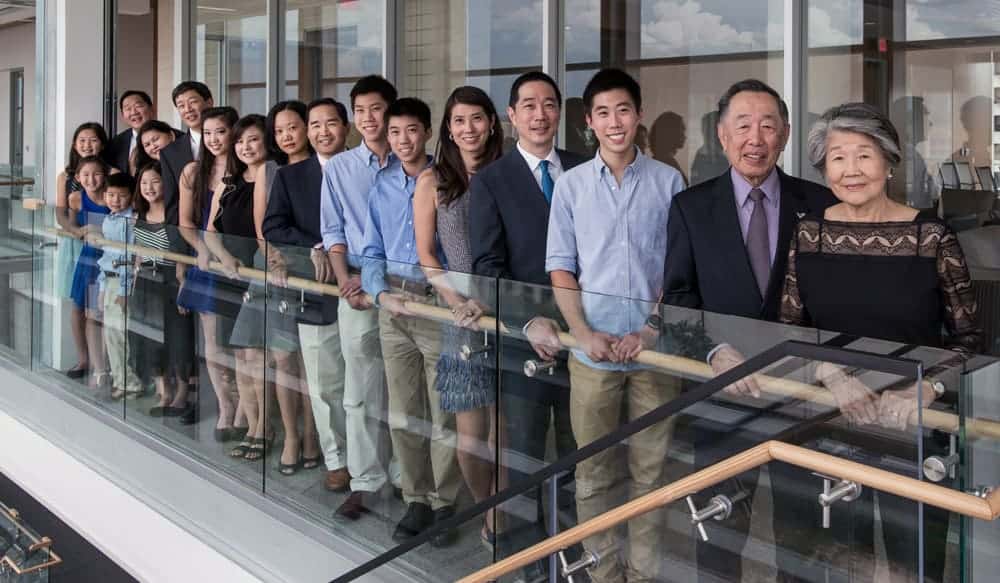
[{"xmin": 717, "ymin": 91, "xmax": 789, "ymax": 187}]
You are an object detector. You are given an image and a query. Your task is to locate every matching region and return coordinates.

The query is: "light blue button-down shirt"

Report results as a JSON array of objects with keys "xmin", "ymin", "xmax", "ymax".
[
  {"xmin": 319, "ymin": 141, "xmax": 395, "ymax": 266},
  {"xmin": 97, "ymin": 207, "xmax": 135, "ymax": 297},
  {"xmin": 360, "ymin": 157, "xmax": 436, "ymax": 303},
  {"xmin": 546, "ymin": 150, "xmax": 686, "ymax": 371}
]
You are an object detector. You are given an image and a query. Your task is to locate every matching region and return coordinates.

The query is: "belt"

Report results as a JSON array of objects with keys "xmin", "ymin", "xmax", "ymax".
[
  {"xmin": 103, "ymin": 271, "xmax": 119, "ymax": 278},
  {"xmin": 384, "ymin": 275, "xmax": 433, "ymax": 298}
]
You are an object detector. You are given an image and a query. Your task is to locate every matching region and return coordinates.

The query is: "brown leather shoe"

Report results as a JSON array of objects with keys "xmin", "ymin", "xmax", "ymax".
[
  {"xmin": 333, "ymin": 491, "xmax": 371, "ymax": 522},
  {"xmin": 324, "ymin": 468, "xmax": 351, "ymax": 492}
]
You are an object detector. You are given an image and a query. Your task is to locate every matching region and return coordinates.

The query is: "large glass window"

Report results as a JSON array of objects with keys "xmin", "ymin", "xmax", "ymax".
[
  {"xmin": 563, "ymin": 0, "xmax": 784, "ymax": 185},
  {"xmin": 283, "ymin": 0, "xmax": 385, "ymax": 105},
  {"xmin": 195, "ymin": 1, "xmax": 268, "ymax": 115},
  {"xmin": 399, "ymin": 0, "xmax": 543, "ymax": 140}
]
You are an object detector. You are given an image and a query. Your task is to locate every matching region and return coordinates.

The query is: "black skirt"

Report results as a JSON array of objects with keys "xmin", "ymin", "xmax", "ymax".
[{"xmin": 129, "ymin": 265, "xmax": 196, "ymax": 380}]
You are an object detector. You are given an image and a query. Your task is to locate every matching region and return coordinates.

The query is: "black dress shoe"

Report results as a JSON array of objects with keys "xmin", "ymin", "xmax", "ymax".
[
  {"xmin": 430, "ymin": 505, "xmax": 458, "ymax": 548},
  {"xmin": 178, "ymin": 404, "xmax": 198, "ymax": 425},
  {"xmin": 334, "ymin": 491, "xmax": 372, "ymax": 522},
  {"xmin": 392, "ymin": 502, "xmax": 433, "ymax": 543}
]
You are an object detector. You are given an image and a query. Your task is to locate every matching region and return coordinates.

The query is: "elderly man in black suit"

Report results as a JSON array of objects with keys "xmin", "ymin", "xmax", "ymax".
[
  {"xmin": 663, "ymin": 79, "xmax": 837, "ymax": 582},
  {"xmin": 469, "ymin": 71, "xmax": 586, "ymax": 578}
]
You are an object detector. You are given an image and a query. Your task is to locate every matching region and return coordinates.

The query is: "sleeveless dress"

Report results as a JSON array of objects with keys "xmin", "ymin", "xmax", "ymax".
[
  {"xmin": 56, "ymin": 176, "xmax": 84, "ymax": 299},
  {"xmin": 68, "ymin": 189, "xmax": 110, "ymax": 310},
  {"xmin": 434, "ymin": 192, "xmax": 496, "ymax": 412},
  {"xmin": 229, "ymin": 162, "xmax": 300, "ymax": 352},
  {"xmin": 176, "ymin": 190, "xmax": 218, "ymax": 314},
  {"xmin": 130, "ymin": 218, "xmax": 195, "ymax": 380}
]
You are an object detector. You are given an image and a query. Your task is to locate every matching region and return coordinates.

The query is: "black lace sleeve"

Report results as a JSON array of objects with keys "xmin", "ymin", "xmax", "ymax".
[
  {"xmin": 936, "ymin": 225, "xmax": 982, "ymax": 353},
  {"xmin": 780, "ymin": 222, "xmax": 811, "ymax": 327}
]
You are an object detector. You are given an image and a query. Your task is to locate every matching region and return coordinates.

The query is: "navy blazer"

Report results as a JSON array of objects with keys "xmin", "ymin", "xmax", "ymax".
[
  {"xmin": 159, "ymin": 133, "xmax": 194, "ymax": 227},
  {"xmin": 105, "ymin": 129, "xmax": 133, "ymax": 175},
  {"xmin": 470, "ymin": 147, "xmax": 588, "ymax": 285},
  {"xmin": 663, "ymin": 167, "xmax": 838, "ymax": 322},
  {"xmin": 263, "ymin": 155, "xmax": 337, "ymax": 325}
]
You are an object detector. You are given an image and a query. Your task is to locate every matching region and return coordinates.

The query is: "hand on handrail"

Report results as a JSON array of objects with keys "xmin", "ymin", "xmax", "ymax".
[
  {"xmin": 525, "ymin": 317, "xmax": 562, "ymax": 361},
  {"xmin": 710, "ymin": 344, "xmax": 762, "ymax": 398},
  {"xmin": 450, "ymin": 298, "xmax": 486, "ymax": 330}
]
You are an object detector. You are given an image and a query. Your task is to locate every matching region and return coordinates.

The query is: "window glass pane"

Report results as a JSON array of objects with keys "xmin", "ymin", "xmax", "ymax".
[
  {"xmin": 563, "ymin": 0, "xmax": 783, "ymax": 186},
  {"xmin": 400, "ymin": 0, "xmax": 544, "ymax": 137},
  {"xmin": 283, "ymin": 0, "xmax": 385, "ymax": 102},
  {"xmin": 194, "ymin": 1, "xmax": 268, "ymax": 113}
]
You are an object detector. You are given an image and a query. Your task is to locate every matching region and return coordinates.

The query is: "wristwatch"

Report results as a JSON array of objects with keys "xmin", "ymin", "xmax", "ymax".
[{"xmin": 645, "ymin": 314, "xmax": 663, "ymax": 332}]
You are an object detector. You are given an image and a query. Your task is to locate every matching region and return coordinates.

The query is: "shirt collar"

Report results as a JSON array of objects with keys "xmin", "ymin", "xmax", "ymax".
[
  {"xmin": 593, "ymin": 147, "xmax": 644, "ymax": 179},
  {"xmin": 316, "ymin": 153, "xmax": 330, "ymax": 168},
  {"xmin": 190, "ymin": 129, "xmax": 201, "ymax": 141},
  {"xmin": 516, "ymin": 142, "xmax": 559, "ymax": 172},
  {"xmin": 356, "ymin": 140, "xmax": 395, "ymax": 169},
  {"xmin": 731, "ymin": 166, "xmax": 780, "ymax": 207},
  {"xmin": 109, "ymin": 207, "xmax": 133, "ymax": 218}
]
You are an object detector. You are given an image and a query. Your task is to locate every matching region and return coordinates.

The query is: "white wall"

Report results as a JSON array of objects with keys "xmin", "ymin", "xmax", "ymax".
[{"xmin": 0, "ymin": 21, "xmax": 37, "ymax": 171}]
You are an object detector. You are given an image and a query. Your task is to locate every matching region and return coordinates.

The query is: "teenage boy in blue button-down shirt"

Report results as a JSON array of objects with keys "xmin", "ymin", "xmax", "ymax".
[{"xmin": 545, "ymin": 69, "xmax": 686, "ymax": 583}]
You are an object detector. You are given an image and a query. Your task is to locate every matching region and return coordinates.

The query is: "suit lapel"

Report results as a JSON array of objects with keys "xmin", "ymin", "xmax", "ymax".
[
  {"xmin": 507, "ymin": 150, "xmax": 550, "ymax": 208},
  {"xmin": 766, "ymin": 169, "xmax": 807, "ymax": 308},
  {"xmin": 711, "ymin": 171, "xmax": 763, "ymax": 305}
]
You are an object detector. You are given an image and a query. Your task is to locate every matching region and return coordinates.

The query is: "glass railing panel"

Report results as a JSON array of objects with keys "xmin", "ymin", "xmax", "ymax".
[
  {"xmin": 120, "ymin": 220, "xmax": 266, "ymax": 492},
  {"xmin": 0, "ymin": 197, "xmax": 34, "ymax": 365}
]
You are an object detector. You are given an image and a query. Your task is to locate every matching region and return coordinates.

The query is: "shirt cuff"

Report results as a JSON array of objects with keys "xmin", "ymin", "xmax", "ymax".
[
  {"xmin": 322, "ymin": 233, "xmax": 347, "ymax": 251},
  {"xmin": 544, "ymin": 257, "xmax": 577, "ymax": 275},
  {"xmin": 521, "ymin": 316, "xmax": 540, "ymax": 337},
  {"xmin": 706, "ymin": 343, "xmax": 730, "ymax": 365}
]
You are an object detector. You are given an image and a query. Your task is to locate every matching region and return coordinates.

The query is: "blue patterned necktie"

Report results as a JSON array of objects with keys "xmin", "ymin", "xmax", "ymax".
[{"xmin": 540, "ymin": 159, "xmax": 554, "ymax": 203}]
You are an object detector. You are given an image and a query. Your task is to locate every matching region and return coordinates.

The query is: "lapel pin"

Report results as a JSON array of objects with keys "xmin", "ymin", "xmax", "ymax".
[{"xmin": 796, "ymin": 212, "xmax": 806, "ymax": 218}]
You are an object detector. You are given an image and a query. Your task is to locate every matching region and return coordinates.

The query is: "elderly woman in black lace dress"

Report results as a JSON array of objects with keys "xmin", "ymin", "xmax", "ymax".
[{"xmin": 778, "ymin": 102, "xmax": 981, "ymax": 582}]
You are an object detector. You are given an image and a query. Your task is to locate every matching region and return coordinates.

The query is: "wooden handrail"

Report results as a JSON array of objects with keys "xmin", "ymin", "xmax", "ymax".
[
  {"xmin": 30, "ymin": 197, "xmax": 1000, "ymax": 440},
  {"xmin": 458, "ymin": 439, "xmax": 1000, "ymax": 583}
]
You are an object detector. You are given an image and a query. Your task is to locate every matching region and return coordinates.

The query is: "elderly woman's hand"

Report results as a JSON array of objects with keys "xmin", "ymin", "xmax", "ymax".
[
  {"xmin": 876, "ymin": 381, "xmax": 940, "ymax": 431},
  {"xmin": 816, "ymin": 362, "xmax": 879, "ymax": 425}
]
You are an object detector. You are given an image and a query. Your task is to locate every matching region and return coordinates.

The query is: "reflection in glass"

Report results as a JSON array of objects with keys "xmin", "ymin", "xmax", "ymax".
[{"xmin": 195, "ymin": 1, "xmax": 268, "ymax": 113}]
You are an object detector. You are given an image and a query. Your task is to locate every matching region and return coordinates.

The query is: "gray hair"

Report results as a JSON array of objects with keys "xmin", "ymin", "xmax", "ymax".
[{"xmin": 807, "ymin": 102, "xmax": 902, "ymax": 173}]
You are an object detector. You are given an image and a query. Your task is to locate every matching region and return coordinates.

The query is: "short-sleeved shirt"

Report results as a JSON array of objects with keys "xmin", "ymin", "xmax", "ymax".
[{"xmin": 545, "ymin": 149, "xmax": 686, "ymax": 370}]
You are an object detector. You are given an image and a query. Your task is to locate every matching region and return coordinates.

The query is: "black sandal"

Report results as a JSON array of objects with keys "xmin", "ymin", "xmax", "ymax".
[
  {"xmin": 230, "ymin": 439, "xmax": 252, "ymax": 458},
  {"xmin": 244, "ymin": 437, "xmax": 270, "ymax": 461},
  {"xmin": 278, "ymin": 457, "xmax": 301, "ymax": 476},
  {"xmin": 301, "ymin": 456, "xmax": 321, "ymax": 470}
]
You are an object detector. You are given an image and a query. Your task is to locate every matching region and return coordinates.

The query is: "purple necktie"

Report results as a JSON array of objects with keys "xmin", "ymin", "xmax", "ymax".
[{"xmin": 747, "ymin": 188, "xmax": 770, "ymax": 297}]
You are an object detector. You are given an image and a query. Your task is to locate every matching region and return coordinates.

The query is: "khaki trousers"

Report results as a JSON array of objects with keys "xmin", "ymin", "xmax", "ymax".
[
  {"xmin": 379, "ymin": 308, "xmax": 461, "ymax": 509},
  {"xmin": 568, "ymin": 354, "xmax": 681, "ymax": 583},
  {"xmin": 103, "ymin": 277, "xmax": 143, "ymax": 393}
]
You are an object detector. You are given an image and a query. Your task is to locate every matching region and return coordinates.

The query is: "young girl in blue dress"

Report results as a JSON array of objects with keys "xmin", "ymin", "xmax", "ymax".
[
  {"xmin": 56, "ymin": 123, "xmax": 110, "ymax": 379},
  {"xmin": 66, "ymin": 156, "xmax": 112, "ymax": 388}
]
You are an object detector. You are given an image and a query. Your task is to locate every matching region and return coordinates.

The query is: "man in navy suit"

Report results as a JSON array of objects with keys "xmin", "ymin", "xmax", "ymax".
[
  {"xmin": 105, "ymin": 90, "xmax": 154, "ymax": 174},
  {"xmin": 159, "ymin": 81, "xmax": 214, "ymax": 227},
  {"xmin": 262, "ymin": 98, "xmax": 355, "ymax": 495},
  {"xmin": 663, "ymin": 79, "xmax": 837, "ymax": 583},
  {"xmin": 469, "ymin": 71, "xmax": 586, "ymax": 576}
]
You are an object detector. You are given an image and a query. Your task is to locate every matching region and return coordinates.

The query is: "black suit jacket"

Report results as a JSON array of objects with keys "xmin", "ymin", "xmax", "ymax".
[
  {"xmin": 263, "ymin": 155, "xmax": 338, "ymax": 325},
  {"xmin": 663, "ymin": 167, "xmax": 837, "ymax": 322},
  {"xmin": 106, "ymin": 130, "xmax": 134, "ymax": 175},
  {"xmin": 469, "ymin": 147, "xmax": 587, "ymax": 388},
  {"xmin": 159, "ymin": 133, "xmax": 194, "ymax": 227}
]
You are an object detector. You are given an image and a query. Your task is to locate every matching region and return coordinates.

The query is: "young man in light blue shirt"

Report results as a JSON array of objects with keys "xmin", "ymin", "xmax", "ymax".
[
  {"xmin": 358, "ymin": 97, "xmax": 462, "ymax": 545},
  {"xmin": 319, "ymin": 75, "xmax": 398, "ymax": 508},
  {"xmin": 545, "ymin": 68, "xmax": 686, "ymax": 583}
]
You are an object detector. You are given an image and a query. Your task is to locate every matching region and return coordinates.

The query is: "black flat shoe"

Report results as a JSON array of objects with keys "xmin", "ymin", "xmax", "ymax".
[
  {"xmin": 65, "ymin": 365, "xmax": 88, "ymax": 379},
  {"xmin": 162, "ymin": 406, "xmax": 188, "ymax": 417},
  {"xmin": 148, "ymin": 406, "xmax": 168, "ymax": 417},
  {"xmin": 430, "ymin": 506, "xmax": 458, "ymax": 548},
  {"xmin": 392, "ymin": 502, "xmax": 434, "ymax": 543},
  {"xmin": 178, "ymin": 405, "xmax": 198, "ymax": 425}
]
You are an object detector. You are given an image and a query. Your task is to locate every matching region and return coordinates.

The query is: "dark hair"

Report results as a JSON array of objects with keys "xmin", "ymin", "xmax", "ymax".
[
  {"xmin": 171, "ymin": 80, "xmax": 212, "ymax": 105},
  {"xmin": 717, "ymin": 79, "xmax": 789, "ymax": 124},
  {"xmin": 582, "ymin": 68, "xmax": 641, "ymax": 113},
  {"xmin": 64, "ymin": 122, "xmax": 109, "ymax": 176},
  {"xmin": 349, "ymin": 75, "xmax": 397, "ymax": 110},
  {"xmin": 133, "ymin": 120, "xmax": 175, "ymax": 175},
  {"xmin": 225, "ymin": 114, "xmax": 268, "ymax": 185},
  {"xmin": 306, "ymin": 98, "xmax": 348, "ymax": 126},
  {"xmin": 191, "ymin": 106, "xmax": 239, "ymax": 219},
  {"xmin": 509, "ymin": 71, "xmax": 563, "ymax": 109},
  {"xmin": 434, "ymin": 86, "xmax": 504, "ymax": 207},
  {"xmin": 75, "ymin": 155, "xmax": 110, "ymax": 177},
  {"xmin": 132, "ymin": 161, "xmax": 162, "ymax": 219},
  {"xmin": 265, "ymin": 101, "xmax": 311, "ymax": 165},
  {"xmin": 386, "ymin": 97, "xmax": 432, "ymax": 130},
  {"xmin": 105, "ymin": 172, "xmax": 136, "ymax": 197},
  {"xmin": 119, "ymin": 90, "xmax": 152, "ymax": 111}
]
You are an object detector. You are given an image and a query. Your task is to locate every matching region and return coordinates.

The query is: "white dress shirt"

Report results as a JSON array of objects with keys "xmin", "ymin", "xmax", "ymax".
[
  {"xmin": 516, "ymin": 142, "xmax": 562, "ymax": 190},
  {"xmin": 189, "ymin": 129, "xmax": 202, "ymax": 160},
  {"xmin": 128, "ymin": 129, "xmax": 138, "ymax": 157}
]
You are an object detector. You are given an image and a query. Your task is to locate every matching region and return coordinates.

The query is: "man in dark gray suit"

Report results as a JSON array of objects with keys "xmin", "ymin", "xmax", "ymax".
[
  {"xmin": 158, "ymin": 81, "xmax": 213, "ymax": 227},
  {"xmin": 469, "ymin": 71, "xmax": 586, "ymax": 578}
]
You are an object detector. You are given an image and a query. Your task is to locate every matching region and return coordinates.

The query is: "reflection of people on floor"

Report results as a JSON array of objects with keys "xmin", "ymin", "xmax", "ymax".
[
  {"xmin": 890, "ymin": 96, "xmax": 938, "ymax": 209},
  {"xmin": 564, "ymin": 97, "xmax": 597, "ymax": 157},
  {"xmin": 689, "ymin": 111, "xmax": 728, "ymax": 186},
  {"xmin": 649, "ymin": 111, "xmax": 688, "ymax": 185},
  {"xmin": 951, "ymin": 95, "xmax": 991, "ymax": 167}
]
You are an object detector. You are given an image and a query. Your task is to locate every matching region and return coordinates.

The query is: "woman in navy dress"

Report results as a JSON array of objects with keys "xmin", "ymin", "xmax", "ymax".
[
  {"xmin": 66, "ymin": 156, "xmax": 111, "ymax": 388},
  {"xmin": 177, "ymin": 106, "xmax": 246, "ymax": 442}
]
